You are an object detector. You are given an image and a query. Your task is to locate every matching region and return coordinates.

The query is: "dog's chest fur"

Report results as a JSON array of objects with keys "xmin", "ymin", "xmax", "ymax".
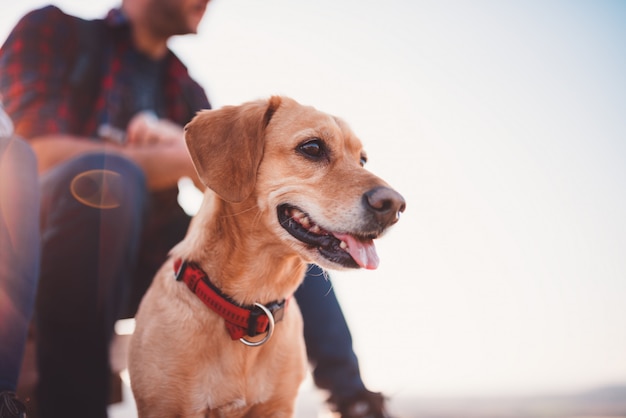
[{"xmin": 136, "ymin": 264, "xmax": 307, "ymax": 416}]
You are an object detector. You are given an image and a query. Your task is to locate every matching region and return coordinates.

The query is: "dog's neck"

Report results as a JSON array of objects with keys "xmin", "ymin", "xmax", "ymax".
[{"xmin": 172, "ymin": 193, "xmax": 308, "ymax": 306}]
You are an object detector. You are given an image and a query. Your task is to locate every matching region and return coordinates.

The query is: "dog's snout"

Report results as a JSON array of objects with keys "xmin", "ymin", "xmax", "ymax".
[{"xmin": 363, "ymin": 187, "xmax": 406, "ymax": 227}]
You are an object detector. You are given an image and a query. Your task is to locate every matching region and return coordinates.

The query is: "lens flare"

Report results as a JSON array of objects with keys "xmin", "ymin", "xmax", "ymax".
[{"xmin": 70, "ymin": 169, "xmax": 123, "ymax": 209}]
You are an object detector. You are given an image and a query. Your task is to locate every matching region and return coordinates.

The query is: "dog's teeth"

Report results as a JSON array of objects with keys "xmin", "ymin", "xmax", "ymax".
[
  {"xmin": 293, "ymin": 213, "xmax": 304, "ymax": 223},
  {"xmin": 340, "ymin": 240, "xmax": 348, "ymax": 250},
  {"xmin": 301, "ymin": 216, "xmax": 311, "ymax": 228},
  {"xmin": 310, "ymin": 225, "xmax": 321, "ymax": 234}
]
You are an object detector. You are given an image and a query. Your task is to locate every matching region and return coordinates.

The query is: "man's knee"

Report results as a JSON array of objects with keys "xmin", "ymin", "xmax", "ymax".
[
  {"xmin": 43, "ymin": 152, "xmax": 146, "ymax": 207},
  {"xmin": 45, "ymin": 152, "xmax": 145, "ymax": 191},
  {"xmin": 40, "ymin": 152, "xmax": 148, "ymax": 234},
  {"xmin": 0, "ymin": 135, "xmax": 38, "ymax": 184}
]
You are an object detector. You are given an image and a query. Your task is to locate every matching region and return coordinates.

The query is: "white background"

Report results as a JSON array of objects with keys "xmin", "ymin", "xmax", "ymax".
[{"xmin": 2, "ymin": 0, "xmax": 625, "ymax": 399}]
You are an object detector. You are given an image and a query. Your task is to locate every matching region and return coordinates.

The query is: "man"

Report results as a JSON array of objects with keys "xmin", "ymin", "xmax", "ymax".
[{"xmin": 0, "ymin": 1, "xmax": 390, "ymax": 417}]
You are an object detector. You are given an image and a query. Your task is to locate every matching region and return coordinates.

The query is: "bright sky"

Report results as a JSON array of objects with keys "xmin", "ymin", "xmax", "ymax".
[{"xmin": 2, "ymin": 0, "xmax": 626, "ymax": 399}]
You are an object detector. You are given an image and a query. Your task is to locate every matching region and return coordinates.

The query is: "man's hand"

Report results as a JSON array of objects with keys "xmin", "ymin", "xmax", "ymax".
[
  {"xmin": 126, "ymin": 111, "xmax": 184, "ymax": 146},
  {"xmin": 122, "ymin": 112, "xmax": 204, "ymax": 190}
]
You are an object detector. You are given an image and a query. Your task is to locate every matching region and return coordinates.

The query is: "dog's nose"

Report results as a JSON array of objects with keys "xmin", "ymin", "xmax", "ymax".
[{"xmin": 363, "ymin": 187, "xmax": 406, "ymax": 228}]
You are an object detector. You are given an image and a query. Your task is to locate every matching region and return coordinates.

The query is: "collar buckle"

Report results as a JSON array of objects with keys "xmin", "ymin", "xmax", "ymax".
[{"xmin": 240, "ymin": 303, "xmax": 277, "ymax": 347}]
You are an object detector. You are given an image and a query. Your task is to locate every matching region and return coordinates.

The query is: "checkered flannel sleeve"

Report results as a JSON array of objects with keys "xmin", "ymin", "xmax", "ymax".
[{"xmin": 0, "ymin": 6, "xmax": 77, "ymax": 139}]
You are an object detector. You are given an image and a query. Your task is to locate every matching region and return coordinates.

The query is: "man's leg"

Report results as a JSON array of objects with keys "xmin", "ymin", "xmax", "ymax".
[
  {"xmin": 295, "ymin": 264, "xmax": 390, "ymax": 418},
  {"xmin": 296, "ymin": 265, "xmax": 365, "ymax": 397},
  {"xmin": 125, "ymin": 188, "xmax": 191, "ymax": 319},
  {"xmin": 0, "ymin": 136, "xmax": 39, "ymax": 417},
  {"xmin": 35, "ymin": 153, "xmax": 147, "ymax": 418}
]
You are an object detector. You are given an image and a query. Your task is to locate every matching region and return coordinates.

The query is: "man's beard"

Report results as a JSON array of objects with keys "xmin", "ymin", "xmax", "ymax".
[{"xmin": 148, "ymin": 0, "xmax": 194, "ymax": 37}]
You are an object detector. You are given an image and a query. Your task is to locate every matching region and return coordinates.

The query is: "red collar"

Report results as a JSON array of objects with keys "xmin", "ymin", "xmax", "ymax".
[{"xmin": 174, "ymin": 259, "xmax": 286, "ymax": 343}]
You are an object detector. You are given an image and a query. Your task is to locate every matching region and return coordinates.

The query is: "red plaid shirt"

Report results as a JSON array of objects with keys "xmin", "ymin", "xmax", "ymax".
[{"xmin": 0, "ymin": 5, "xmax": 210, "ymax": 140}]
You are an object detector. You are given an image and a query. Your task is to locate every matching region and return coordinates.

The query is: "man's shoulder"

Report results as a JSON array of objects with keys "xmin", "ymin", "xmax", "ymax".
[
  {"xmin": 18, "ymin": 5, "xmax": 76, "ymax": 27},
  {"xmin": 9, "ymin": 4, "xmax": 84, "ymax": 43}
]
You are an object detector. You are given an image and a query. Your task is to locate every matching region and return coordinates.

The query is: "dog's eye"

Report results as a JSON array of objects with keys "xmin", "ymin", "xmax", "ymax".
[
  {"xmin": 360, "ymin": 155, "xmax": 367, "ymax": 167},
  {"xmin": 298, "ymin": 139, "xmax": 328, "ymax": 161}
]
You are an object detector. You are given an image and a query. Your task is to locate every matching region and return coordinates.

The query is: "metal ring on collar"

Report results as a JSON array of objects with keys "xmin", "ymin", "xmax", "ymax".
[{"xmin": 240, "ymin": 302, "xmax": 275, "ymax": 347}]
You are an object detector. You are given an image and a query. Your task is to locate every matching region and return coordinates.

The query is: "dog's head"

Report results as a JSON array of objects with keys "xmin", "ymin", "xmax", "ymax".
[{"xmin": 184, "ymin": 96, "xmax": 405, "ymax": 270}]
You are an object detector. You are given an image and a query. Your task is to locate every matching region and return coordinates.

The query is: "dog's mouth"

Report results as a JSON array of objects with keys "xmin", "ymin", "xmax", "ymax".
[{"xmin": 277, "ymin": 204, "xmax": 380, "ymax": 269}]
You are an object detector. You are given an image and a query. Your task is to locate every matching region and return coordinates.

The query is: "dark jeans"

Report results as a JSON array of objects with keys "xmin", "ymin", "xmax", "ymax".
[
  {"xmin": 36, "ymin": 153, "xmax": 151, "ymax": 417},
  {"xmin": 34, "ymin": 152, "xmax": 364, "ymax": 417},
  {"xmin": 0, "ymin": 136, "xmax": 40, "ymax": 392},
  {"xmin": 296, "ymin": 265, "xmax": 366, "ymax": 399}
]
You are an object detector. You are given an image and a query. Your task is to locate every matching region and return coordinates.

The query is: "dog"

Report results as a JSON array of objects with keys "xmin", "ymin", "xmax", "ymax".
[{"xmin": 128, "ymin": 96, "xmax": 405, "ymax": 417}]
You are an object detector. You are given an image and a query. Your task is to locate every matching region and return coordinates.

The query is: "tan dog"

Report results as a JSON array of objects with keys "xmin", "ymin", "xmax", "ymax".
[{"xmin": 128, "ymin": 96, "xmax": 405, "ymax": 417}]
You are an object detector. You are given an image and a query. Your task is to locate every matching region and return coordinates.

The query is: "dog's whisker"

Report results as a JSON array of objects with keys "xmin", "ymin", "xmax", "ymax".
[{"xmin": 219, "ymin": 204, "xmax": 259, "ymax": 218}]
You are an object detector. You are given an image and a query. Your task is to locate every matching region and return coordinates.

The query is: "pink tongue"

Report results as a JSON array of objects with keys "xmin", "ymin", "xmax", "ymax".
[{"xmin": 333, "ymin": 233, "xmax": 380, "ymax": 270}]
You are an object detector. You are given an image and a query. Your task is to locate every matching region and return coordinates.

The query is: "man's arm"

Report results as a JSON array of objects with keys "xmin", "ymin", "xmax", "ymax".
[{"xmin": 31, "ymin": 118, "xmax": 200, "ymax": 191}]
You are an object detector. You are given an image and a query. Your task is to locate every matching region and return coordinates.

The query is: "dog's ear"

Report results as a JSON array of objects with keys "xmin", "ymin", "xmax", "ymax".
[{"xmin": 184, "ymin": 96, "xmax": 281, "ymax": 203}]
